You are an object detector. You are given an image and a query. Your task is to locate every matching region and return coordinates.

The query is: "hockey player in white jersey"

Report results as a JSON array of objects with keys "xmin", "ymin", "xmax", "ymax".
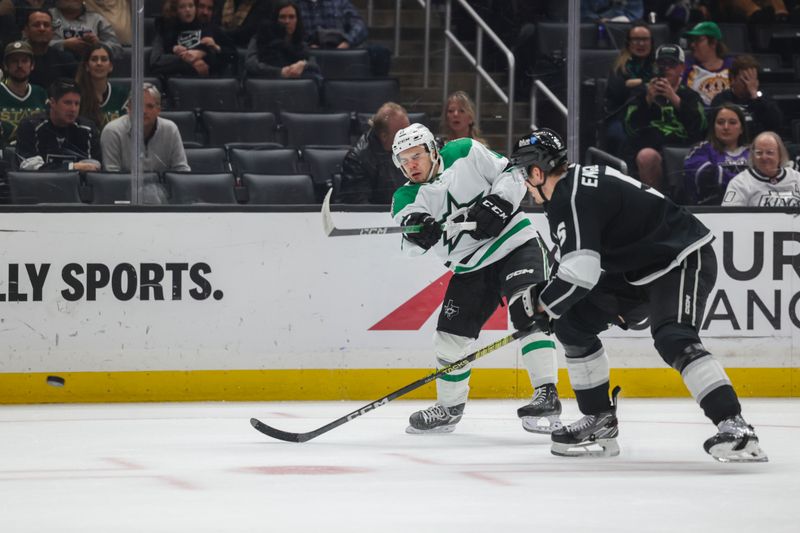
[
  {"xmin": 506, "ymin": 127, "xmax": 767, "ymax": 463},
  {"xmin": 390, "ymin": 123, "xmax": 561, "ymax": 434}
]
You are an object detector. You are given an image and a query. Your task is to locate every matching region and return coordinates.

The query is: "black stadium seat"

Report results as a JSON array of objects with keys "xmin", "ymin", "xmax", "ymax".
[
  {"xmin": 303, "ymin": 147, "xmax": 347, "ymax": 189},
  {"xmin": 8, "ymin": 171, "xmax": 83, "ymax": 204},
  {"xmin": 229, "ymin": 147, "xmax": 298, "ymax": 176},
  {"xmin": 579, "ymin": 49, "xmax": 618, "ymax": 81},
  {"xmin": 281, "ymin": 112, "xmax": 351, "ymax": 148},
  {"xmin": 242, "ymin": 173, "xmax": 315, "ymax": 204},
  {"xmin": 167, "ymin": 78, "xmax": 240, "ymax": 111},
  {"xmin": 160, "ymin": 111, "xmax": 202, "ymax": 147},
  {"xmin": 85, "ymin": 172, "xmax": 165, "ymax": 204},
  {"xmin": 202, "ymin": 111, "xmax": 277, "ymax": 147},
  {"xmin": 184, "ymin": 147, "xmax": 229, "ymax": 173},
  {"xmin": 245, "ymin": 78, "xmax": 320, "ymax": 114},
  {"xmin": 308, "ymin": 49, "xmax": 371, "ymax": 79},
  {"xmin": 323, "ymin": 79, "xmax": 400, "ymax": 114},
  {"xmin": 164, "ymin": 172, "xmax": 238, "ymax": 204},
  {"xmin": 662, "ymin": 146, "xmax": 691, "ymax": 203}
]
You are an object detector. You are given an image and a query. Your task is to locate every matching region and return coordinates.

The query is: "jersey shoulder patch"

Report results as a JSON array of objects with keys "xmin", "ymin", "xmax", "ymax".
[
  {"xmin": 391, "ymin": 182, "xmax": 422, "ymax": 216},
  {"xmin": 440, "ymin": 138, "xmax": 474, "ymax": 169}
]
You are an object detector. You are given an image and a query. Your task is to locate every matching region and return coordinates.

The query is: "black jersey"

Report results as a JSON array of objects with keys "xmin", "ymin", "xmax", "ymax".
[
  {"xmin": 16, "ymin": 113, "xmax": 101, "ymax": 170},
  {"xmin": 539, "ymin": 164, "xmax": 713, "ymax": 319}
]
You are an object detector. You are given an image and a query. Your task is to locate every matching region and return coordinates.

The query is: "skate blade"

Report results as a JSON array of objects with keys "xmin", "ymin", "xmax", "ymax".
[
  {"xmin": 405, "ymin": 424, "xmax": 457, "ymax": 435},
  {"xmin": 551, "ymin": 438, "xmax": 620, "ymax": 458},
  {"xmin": 521, "ymin": 415, "xmax": 563, "ymax": 434},
  {"xmin": 708, "ymin": 439, "xmax": 769, "ymax": 463}
]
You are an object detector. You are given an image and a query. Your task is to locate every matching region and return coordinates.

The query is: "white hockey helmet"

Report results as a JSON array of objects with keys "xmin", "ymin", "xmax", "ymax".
[{"xmin": 392, "ymin": 123, "xmax": 440, "ymax": 181}]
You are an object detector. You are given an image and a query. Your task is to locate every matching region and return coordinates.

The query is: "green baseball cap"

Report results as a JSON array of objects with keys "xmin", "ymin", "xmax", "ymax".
[{"xmin": 683, "ymin": 21, "xmax": 723, "ymax": 40}]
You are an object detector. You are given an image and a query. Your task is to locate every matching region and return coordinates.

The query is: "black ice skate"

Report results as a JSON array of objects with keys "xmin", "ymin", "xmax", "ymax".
[
  {"xmin": 406, "ymin": 403, "xmax": 465, "ymax": 434},
  {"xmin": 551, "ymin": 386, "xmax": 621, "ymax": 457},
  {"xmin": 517, "ymin": 383, "xmax": 563, "ymax": 434},
  {"xmin": 703, "ymin": 415, "xmax": 768, "ymax": 463}
]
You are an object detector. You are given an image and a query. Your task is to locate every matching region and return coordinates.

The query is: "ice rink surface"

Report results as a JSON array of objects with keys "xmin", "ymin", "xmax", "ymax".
[{"xmin": 1, "ymin": 398, "xmax": 798, "ymax": 532}]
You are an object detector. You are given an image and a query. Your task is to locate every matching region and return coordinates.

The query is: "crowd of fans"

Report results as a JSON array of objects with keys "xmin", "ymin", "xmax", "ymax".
[{"xmin": 0, "ymin": 0, "xmax": 798, "ymax": 207}]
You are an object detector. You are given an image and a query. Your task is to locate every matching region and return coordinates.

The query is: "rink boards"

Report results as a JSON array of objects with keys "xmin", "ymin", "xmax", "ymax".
[{"xmin": 0, "ymin": 209, "xmax": 798, "ymax": 403}]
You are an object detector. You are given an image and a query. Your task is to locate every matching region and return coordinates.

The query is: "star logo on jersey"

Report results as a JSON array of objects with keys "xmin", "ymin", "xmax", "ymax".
[{"xmin": 440, "ymin": 191, "xmax": 484, "ymax": 252}]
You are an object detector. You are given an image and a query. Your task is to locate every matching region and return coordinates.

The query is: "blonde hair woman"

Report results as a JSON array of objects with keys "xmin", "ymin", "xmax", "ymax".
[{"xmin": 439, "ymin": 91, "xmax": 487, "ymax": 147}]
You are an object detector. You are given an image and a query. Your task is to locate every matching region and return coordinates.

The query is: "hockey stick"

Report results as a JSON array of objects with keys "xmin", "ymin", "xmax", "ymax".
[
  {"xmin": 250, "ymin": 328, "xmax": 532, "ymax": 442},
  {"xmin": 321, "ymin": 189, "xmax": 476, "ymax": 237}
]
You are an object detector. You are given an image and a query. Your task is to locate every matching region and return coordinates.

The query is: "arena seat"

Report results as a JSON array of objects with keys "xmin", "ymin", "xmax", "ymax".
[
  {"xmin": 8, "ymin": 171, "xmax": 83, "ymax": 204},
  {"xmin": 323, "ymin": 79, "xmax": 400, "ymax": 114},
  {"xmin": 242, "ymin": 173, "xmax": 315, "ymax": 204},
  {"xmin": 229, "ymin": 147, "xmax": 299, "ymax": 177},
  {"xmin": 245, "ymin": 78, "xmax": 321, "ymax": 115},
  {"xmin": 164, "ymin": 172, "xmax": 238, "ymax": 204},
  {"xmin": 167, "ymin": 78, "xmax": 240, "ymax": 111},
  {"xmin": 308, "ymin": 49, "xmax": 371, "ymax": 79},
  {"xmin": 84, "ymin": 172, "xmax": 164, "ymax": 204},
  {"xmin": 202, "ymin": 111, "xmax": 277, "ymax": 147},
  {"xmin": 184, "ymin": 147, "xmax": 229, "ymax": 173},
  {"xmin": 160, "ymin": 110, "xmax": 202, "ymax": 147},
  {"xmin": 281, "ymin": 112, "xmax": 351, "ymax": 148}
]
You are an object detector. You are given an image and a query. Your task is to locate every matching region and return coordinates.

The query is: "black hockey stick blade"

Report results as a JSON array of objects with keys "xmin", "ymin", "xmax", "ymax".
[
  {"xmin": 250, "ymin": 328, "xmax": 533, "ymax": 443},
  {"xmin": 321, "ymin": 189, "xmax": 476, "ymax": 237}
]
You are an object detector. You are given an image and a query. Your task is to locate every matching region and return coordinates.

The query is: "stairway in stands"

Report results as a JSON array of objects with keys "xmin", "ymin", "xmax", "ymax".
[{"xmin": 353, "ymin": 0, "xmax": 531, "ymax": 153}]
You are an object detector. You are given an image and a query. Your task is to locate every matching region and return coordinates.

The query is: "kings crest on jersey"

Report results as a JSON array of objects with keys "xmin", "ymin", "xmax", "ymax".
[{"xmin": 391, "ymin": 138, "xmax": 538, "ymax": 273}]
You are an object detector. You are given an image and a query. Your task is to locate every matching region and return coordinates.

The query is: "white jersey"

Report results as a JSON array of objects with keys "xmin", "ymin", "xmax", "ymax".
[
  {"xmin": 391, "ymin": 138, "xmax": 538, "ymax": 274},
  {"xmin": 722, "ymin": 167, "xmax": 800, "ymax": 207}
]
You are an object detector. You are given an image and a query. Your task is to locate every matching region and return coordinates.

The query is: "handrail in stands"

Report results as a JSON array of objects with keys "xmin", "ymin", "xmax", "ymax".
[{"xmin": 442, "ymin": 0, "xmax": 515, "ymax": 155}]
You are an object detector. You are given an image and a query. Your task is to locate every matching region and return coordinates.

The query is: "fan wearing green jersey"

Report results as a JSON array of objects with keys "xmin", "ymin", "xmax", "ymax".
[
  {"xmin": 0, "ymin": 40, "xmax": 47, "ymax": 148},
  {"xmin": 390, "ymin": 123, "xmax": 562, "ymax": 435}
]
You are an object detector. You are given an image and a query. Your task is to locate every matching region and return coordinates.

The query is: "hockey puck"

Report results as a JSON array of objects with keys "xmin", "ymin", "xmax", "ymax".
[{"xmin": 46, "ymin": 375, "xmax": 65, "ymax": 387}]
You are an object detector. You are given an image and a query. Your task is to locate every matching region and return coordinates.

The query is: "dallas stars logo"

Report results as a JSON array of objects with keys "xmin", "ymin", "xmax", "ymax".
[{"xmin": 439, "ymin": 191, "xmax": 484, "ymax": 252}]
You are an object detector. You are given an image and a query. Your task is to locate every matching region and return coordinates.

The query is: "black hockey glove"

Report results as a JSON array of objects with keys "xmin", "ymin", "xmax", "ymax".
[
  {"xmin": 402, "ymin": 212, "xmax": 442, "ymax": 250},
  {"xmin": 467, "ymin": 194, "xmax": 513, "ymax": 240},
  {"xmin": 508, "ymin": 284, "xmax": 552, "ymax": 334}
]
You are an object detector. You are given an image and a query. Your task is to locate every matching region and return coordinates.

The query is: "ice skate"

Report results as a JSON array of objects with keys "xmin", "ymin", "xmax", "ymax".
[
  {"xmin": 517, "ymin": 383, "xmax": 563, "ymax": 434},
  {"xmin": 406, "ymin": 403, "xmax": 465, "ymax": 434},
  {"xmin": 704, "ymin": 415, "xmax": 768, "ymax": 463},
  {"xmin": 551, "ymin": 386, "xmax": 621, "ymax": 457}
]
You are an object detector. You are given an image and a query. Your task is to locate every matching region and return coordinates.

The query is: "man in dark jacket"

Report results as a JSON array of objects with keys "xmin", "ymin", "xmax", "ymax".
[
  {"xmin": 16, "ymin": 78, "xmax": 101, "ymax": 171},
  {"xmin": 624, "ymin": 43, "xmax": 707, "ymax": 193},
  {"xmin": 339, "ymin": 102, "xmax": 409, "ymax": 204}
]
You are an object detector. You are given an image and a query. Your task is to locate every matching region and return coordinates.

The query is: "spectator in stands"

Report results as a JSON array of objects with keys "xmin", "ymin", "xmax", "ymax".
[
  {"xmin": 624, "ymin": 43, "xmax": 707, "ymax": 192},
  {"xmin": 218, "ymin": 0, "xmax": 272, "ymax": 48},
  {"xmin": 683, "ymin": 102, "xmax": 749, "ymax": 205},
  {"xmin": 75, "ymin": 43, "xmax": 127, "ymax": 131},
  {"xmin": 603, "ymin": 21, "xmax": 655, "ymax": 154},
  {"xmin": 339, "ymin": 102, "xmax": 409, "ymax": 204},
  {"xmin": 297, "ymin": 0, "xmax": 391, "ymax": 76},
  {"xmin": 0, "ymin": 40, "xmax": 47, "ymax": 147},
  {"xmin": 23, "ymin": 8, "xmax": 77, "ymax": 90},
  {"xmin": 710, "ymin": 54, "xmax": 782, "ymax": 140},
  {"xmin": 50, "ymin": 0, "xmax": 122, "ymax": 62},
  {"xmin": 150, "ymin": 0, "xmax": 224, "ymax": 78},
  {"xmin": 245, "ymin": 0, "xmax": 320, "ymax": 82},
  {"xmin": 196, "ymin": 0, "xmax": 217, "ymax": 25},
  {"xmin": 581, "ymin": 0, "xmax": 644, "ymax": 22},
  {"xmin": 439, "ymin": 90, "xmax": 487, "ymax": 147},
  {"xmin": 101, "ymin": 83, "xmax": 190, "ymax": 173},
  {"xmin": 722, "ymin": 131, "xmax": 800, "ymax": 206},
  {"xmin": 0, "ymin": 1, "xmax": 56, "ymax": 46},
  {"xmin": 84, "ymin": 1, "xmax": 130, "ymax": 45},
  {"xmin": 681, "ymin": 21, "xmax": 732, "ymax": 108},
  {"xmin": 16, "ymin": 78, "xmax": 101, "ymax": 170}
]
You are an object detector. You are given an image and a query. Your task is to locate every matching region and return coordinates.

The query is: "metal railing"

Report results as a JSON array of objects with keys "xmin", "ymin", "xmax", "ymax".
[{"xmin": 442, "ymin": 0, "xmax": 515, "ymax": 155}]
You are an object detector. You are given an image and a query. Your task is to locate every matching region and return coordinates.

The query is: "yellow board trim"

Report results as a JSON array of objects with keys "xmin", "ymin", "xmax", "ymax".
[{"xmin": 1, "ymin": 368, "xmax": 797, "ymax": 403}]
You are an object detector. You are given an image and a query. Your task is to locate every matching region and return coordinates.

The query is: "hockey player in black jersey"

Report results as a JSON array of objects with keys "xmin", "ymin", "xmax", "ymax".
[{"xmin": 504, "ymin": 128, "xmax": 767, "ymax": 463}]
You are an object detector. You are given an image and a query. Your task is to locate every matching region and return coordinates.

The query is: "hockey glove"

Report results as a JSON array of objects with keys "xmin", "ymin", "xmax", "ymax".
[
  {"xmin": 508, "ymin": 284, "xmax": 552, "ymax": 334},
  {"xmin": 467, "ymin": 194, "xmax": 513, "ymax": 240},
  {"xmin": 402, "ymin": 212, "xmax": 442, "ymax": 250}
]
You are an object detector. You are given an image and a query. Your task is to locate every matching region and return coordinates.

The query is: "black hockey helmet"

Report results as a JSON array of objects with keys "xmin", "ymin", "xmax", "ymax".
[{"xmin": 505, "ymin": 128, "xmax": 567, "ymax": 174}]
